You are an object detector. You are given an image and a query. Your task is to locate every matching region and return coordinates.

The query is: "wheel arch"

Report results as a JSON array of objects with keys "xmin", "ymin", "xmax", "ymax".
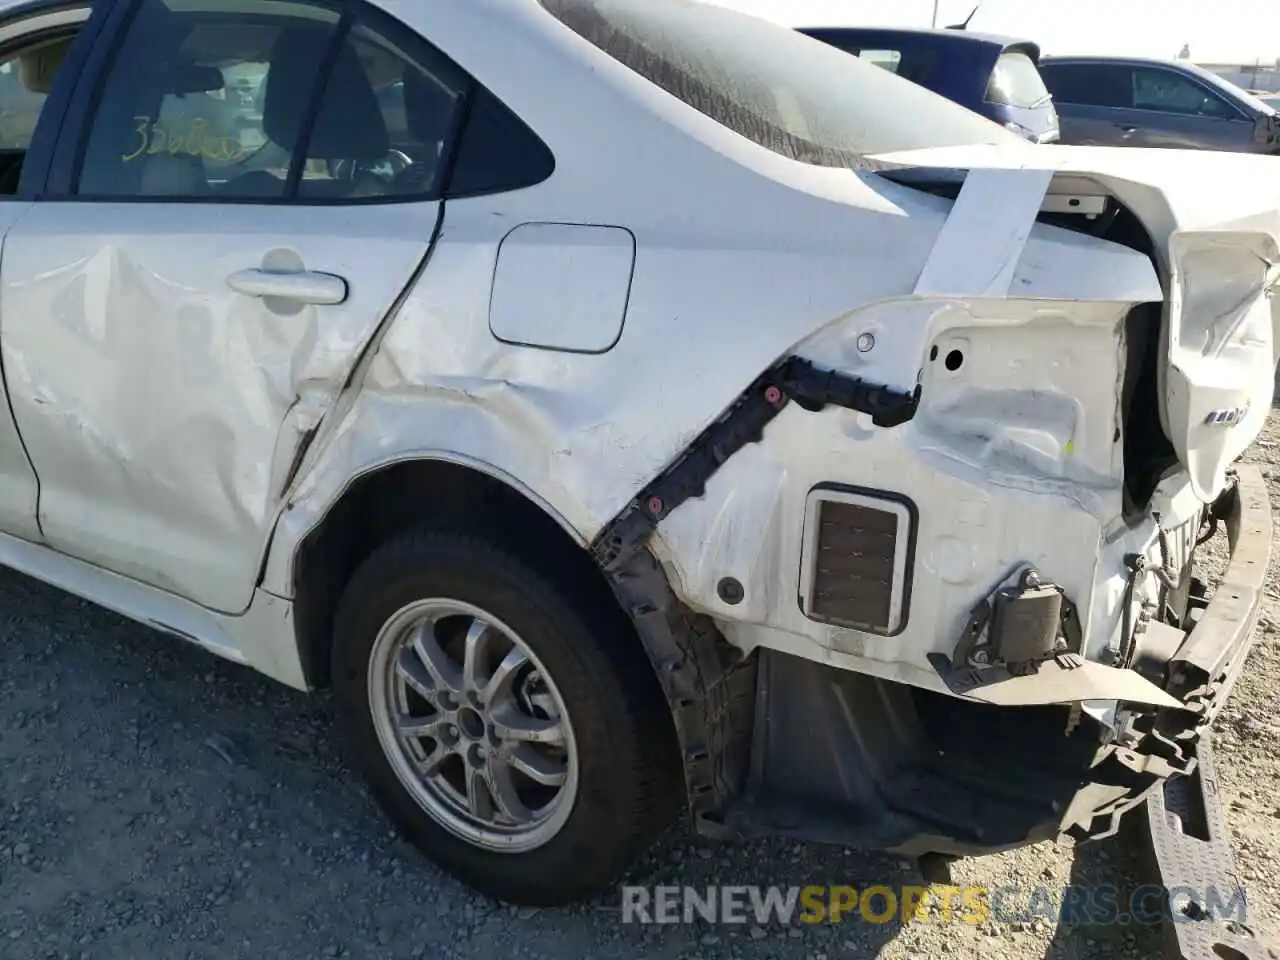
[
  {"xmin": 290, "ymin": 455, "xmax": 606, "ymax": 690},
  {"xmin": 285, "ymin": 451, "xmax": 759, "ymax": 845}
]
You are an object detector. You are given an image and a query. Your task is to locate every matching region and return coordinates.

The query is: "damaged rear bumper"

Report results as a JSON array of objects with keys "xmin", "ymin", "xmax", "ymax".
[
  {"xmin": 1068, "ymin": 463, "xmax": 1271, "ymax": 835},
  {"xmin": 1164, "ymin": 464, "xmax": 1272, "ymax": 727},
  {"xmin": 929, "ymin": 464, "xmax": 1272, "ymax": 842},
  {"xmin": 1063, "ymin": 464, "xmax": 1271, "ymax": 842},
  {"xmin": 609, "ymin": 465, "xmax": 1271, "ymax": 859}
]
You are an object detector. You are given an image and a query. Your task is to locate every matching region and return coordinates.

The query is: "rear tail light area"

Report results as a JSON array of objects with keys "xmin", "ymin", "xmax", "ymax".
[{"xmin": 798, "ymin": 486, "xmax": 916, "ymax": 635}]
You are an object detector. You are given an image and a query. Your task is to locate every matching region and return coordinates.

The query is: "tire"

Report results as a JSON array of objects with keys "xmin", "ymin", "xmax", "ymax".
[{"xmin": 331, "ymin": 526, "xmax": 680, "ymax": 906}]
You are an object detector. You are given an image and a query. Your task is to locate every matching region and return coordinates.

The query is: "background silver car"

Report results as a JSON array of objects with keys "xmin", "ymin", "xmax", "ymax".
[{"xmin": 1040, "ymin": 55, "xmax": 1280, "ymax": 152}]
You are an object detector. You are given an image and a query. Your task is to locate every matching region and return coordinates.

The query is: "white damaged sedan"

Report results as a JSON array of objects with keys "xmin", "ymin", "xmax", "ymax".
[{"xmin": 0, "ymin": 0, "xmax": 1275, "ymax": 906}]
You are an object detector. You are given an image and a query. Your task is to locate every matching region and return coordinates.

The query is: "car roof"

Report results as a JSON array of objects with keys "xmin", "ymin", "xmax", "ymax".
[
  {"xmin": 797, "ymin": 25, "xmax": 1039, "ymax": 57},
  {"xmin": 1041, "ymin": 54, "xmax": 1198, "ymax": 69},
  {"xmin": 1037, "ymin": 55, "xmax": 1250, "ymax": 88}
]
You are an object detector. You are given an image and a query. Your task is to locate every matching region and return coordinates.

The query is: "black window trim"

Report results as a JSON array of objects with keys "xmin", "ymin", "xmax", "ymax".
[{"xmin": 39, "ymin": 0, "xmax": 497, "ymax": 206}]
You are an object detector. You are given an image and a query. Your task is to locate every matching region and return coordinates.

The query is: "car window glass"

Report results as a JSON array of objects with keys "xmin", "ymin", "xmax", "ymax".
[
  {"xmin": 296, "ymin": 14, "xmax": 467, "ymax": 201},
  {"xmin": 76, "ymin": 0, "xmax": 342, "ymax": 199},
  {"xmin": 1132, "ymin": 68, "xmax": 1236, "ymax": 118},
  {"xmin": 0, "ymin": 30, "xmax": 81, "ymax": 195},
  {"xmin": 1041, "ymin": 63, "xmax": 1133, "ymax": 108},
  {"xmin": 540, "ymin": 0, "xmax": 1021, "ymax": 168},
  {"xmin": 0, "ymin": 35, "xmax": 76, "ymax": 151},
  {"xmin": 986, "ymin": 51, "xmax": 1051, "ymax": 108},
  {"xmin": 854, "ymin": 49, "xmax": 902, "ymax": 74},
  {"xmin": 444, "ymin": 85, "xmax": 555, "ymax": 198}
]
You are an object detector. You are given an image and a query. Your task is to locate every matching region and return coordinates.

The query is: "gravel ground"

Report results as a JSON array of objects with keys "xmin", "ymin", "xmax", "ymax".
[{"xmin": 4, "ymin": 417, "xmax": 1280, "ymax": 960}]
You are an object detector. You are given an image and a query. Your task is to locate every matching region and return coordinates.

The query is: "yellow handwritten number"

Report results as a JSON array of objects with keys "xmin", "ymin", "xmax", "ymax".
[
  {"xmin": 120, "ymin": 115, "xmax": 247, "ymax": 164},
  {"xmin": 120, "ymin": 115, "xmax": 152, "ymax": 162}
]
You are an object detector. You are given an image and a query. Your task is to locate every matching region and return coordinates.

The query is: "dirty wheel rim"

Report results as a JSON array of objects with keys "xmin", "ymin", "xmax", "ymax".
[{"xmin": 369, "ymin": 599, "xmax": 579, "ymax": 852}]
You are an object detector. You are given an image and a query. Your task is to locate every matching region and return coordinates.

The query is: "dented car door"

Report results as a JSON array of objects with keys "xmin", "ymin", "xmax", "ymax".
[
  {"xmin": 0, "ymin": 0, "xmax": 97, "ymax": 543},
  {"xmin": 0, "ymin": 0, "xmax": 462, "ymax": 613}
]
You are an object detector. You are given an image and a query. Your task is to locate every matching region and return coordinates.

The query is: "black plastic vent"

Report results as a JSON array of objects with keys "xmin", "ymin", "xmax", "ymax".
[
  {"xmin": 799, "ymin": 487, "xmax": 917, "ymax": 636},
  {"xmin": 809, "ymin": 500, "xmax": 898, "ymax": 630}
]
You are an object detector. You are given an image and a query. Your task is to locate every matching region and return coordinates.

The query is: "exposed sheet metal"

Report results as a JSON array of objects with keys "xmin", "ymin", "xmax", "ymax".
[
  {"xmin": 928, "ymin": 651, "xmax": 1188, "ymax": 709},
  {"xmin": 872, "ymin": 142, "xmax": 1280, "ymax": 505}
]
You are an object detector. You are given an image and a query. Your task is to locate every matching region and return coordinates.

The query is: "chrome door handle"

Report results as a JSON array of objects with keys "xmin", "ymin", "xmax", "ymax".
[{"xmin": 226, "ymin": 268, "xmax": 348, "ymax": 305}]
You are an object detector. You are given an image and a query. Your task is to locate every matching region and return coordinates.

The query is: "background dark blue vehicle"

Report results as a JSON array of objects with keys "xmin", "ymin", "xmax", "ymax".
[{"xmin": 799, "ymin": 26, "xmax": 1059, "ymax": 143}]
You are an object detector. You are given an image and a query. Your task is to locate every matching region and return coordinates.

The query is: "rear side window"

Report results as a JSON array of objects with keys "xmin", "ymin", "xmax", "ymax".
[
  {"xmin": 72, "ymin": 0, "xmax": 550, "ymax": 202},
  {"xmin": 985, "ymin": 51, "xmax": 1051, "ymax": 109},
  {"xmin": 1041, "ymin": 62, "xmax": 1132, "ymax": 108},
  {"xmin": 540, "ymin": 0, "xmax": 1020, "ymax": 167},
  {"xmin": 76, "ymin": 0, "xmax": 344, "ymax": 200},
  {"xmin": 808, "ymin": 34, "xmax": 936, "ymax": 86},
  {"xmin": 295, "ymin": 13, "xmax": 469, "ymax": 201}
]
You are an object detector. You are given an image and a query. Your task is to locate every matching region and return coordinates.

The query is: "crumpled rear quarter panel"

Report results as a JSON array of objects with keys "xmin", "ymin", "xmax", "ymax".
[{"xmin": 265, "ymin": 166, "xmax": 950, "ymax": 591}]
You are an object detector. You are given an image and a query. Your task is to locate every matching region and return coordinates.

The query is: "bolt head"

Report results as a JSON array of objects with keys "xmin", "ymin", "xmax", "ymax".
[{"xmin": 856, "ymin": 332, "xmax": 876, "ymax": 353}]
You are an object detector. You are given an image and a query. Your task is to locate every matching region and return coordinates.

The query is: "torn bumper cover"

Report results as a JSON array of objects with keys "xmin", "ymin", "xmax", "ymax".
[
  {"xmin": 1163, "ymin": 465, "xmax": 1272, "ymax": 727},
  {"xmin": 931, "ymin": 464, "xmax": 1272, "ymax": 841}
]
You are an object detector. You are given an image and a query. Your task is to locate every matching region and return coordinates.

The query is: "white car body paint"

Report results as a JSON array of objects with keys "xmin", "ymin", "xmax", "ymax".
[
  {"xmin": 489, "ymin": 222, "xmax": 635, "ymax": 353},
  {"xmin": 2, "ymin": 203, "xmax": 435, "ymax": 614},
  {"xmin": 0, "ymin": 2, "xmax": 91, "ymax": 545},
  {"xmin": 912, "ymin": 167, "xmax": 1056, "ymax": 298},
  {"xmin": 869, "ymin": 142, "xmax": 1280, "ymax": 504},
  {"xmin": 0, "ymin": 0, "xmax": 1269, "ymax": 713},
  {"xmin": 0, "ymin": 523, "xmax": 307, "ymax": 687},
  {"xmin": 264, "ymin": 1, "xmax": 1270, "ymax": 695}
]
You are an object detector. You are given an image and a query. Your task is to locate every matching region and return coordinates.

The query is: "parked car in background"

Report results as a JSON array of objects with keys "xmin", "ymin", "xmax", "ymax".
[
  {"xmin": 1041, "ymin": 55, "xmax": 1280, "ymax": 152},
  {"xmin": 799, "ymin": 26, "xmax": 1059, "ymax": 142}
]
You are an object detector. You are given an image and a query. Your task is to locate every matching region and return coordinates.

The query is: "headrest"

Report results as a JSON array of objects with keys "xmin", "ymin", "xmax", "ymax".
[
  {"xmin": 169, "ymin": 63, "xmax": 223, "ymax": 95},
  {"xmin": 17, "ymin": 36, "xmax": 75, "ymax": 94},
  {"xmin": 263, "ymin": 29, "xmax": 388, "ymax": 160}
]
